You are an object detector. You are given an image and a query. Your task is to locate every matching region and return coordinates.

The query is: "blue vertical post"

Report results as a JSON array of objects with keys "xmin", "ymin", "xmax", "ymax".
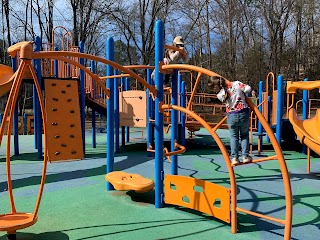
[
  {"xmin": 257, "ymin": 81, "xmax": 264, "ymax": 151},
  {"xmin": 146, "ymin": 67, "xmax": 153, "ymax": 157},
  {"xmin": 125, "ymin": 77, "xmax": 130, "ymax": 142},
  {"xmin": 11, "ymin": 54, "xmax": 19, "ymax": 155},
  {"xmin": 91, "ymin": 60, "xmax": 96, "ymax": 148},
  {"xmin": 276, "ymin": 75, "xmax": 284, "ymax": 144},
  {"xmin": 171, "ymin": 69, "xmax": 178, "ymax": 175},
  {"xmin": 302, "ymin": 78, "xmax": 309, "ymax": 120},
  {"xmin": 302, "ymin": 78, "xmax": 309, "ymax": 154},
  {"xmin": 106, "ymin": 37, "xmax": 115, "ymax": 191},
  {"xmin": 34, "ymin": 36, "xmax": 42, "ymax": 158},
  {"xmin": 23, "ymin": 113, "xmax": 28, "ymax": 135},
  {"xmin": 266, "ymin": 96, "xmax": 271, "ymax": 143},
  {"xmin": 155, "ymin": 20, "xmax": 164, "ymax": 208},
  {"xmin": 114, "ymin": 69, "xmax": 120, "ymax": 153},
  {"xmin": 79, "ymin": 41, "xmax": 86, "ymax": 154},
  {"xmin": 54, "ymin": 47, "xmax": 59, "ymax": 77},
  {"xmin": 178, "ymin": 74, "xmax": 183, "ymax": 122},
  {"xmin": 0, "ymin": 114, "xmax": 3, "ymax": 126},
  {"xmin": 180, "ymin": 81, "xmax": 186, "ymax": 146},
  {"xmin": 121, "ymin": 77, "xmax": 125, "ymax": 147}
]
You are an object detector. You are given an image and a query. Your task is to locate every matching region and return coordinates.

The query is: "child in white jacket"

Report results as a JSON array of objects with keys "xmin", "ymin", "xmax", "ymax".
[{"xmin": 208, "ymin": 77, "xmax": 252, "ymax": 165}]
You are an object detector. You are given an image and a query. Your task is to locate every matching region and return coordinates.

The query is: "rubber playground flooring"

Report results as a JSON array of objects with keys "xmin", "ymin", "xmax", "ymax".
[{"xmin": 0, "ymin": 129, "xmax": 319, "ymax": 240}]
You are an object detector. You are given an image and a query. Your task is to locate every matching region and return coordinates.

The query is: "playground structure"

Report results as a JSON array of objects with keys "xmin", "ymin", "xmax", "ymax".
[{"xmin": 0, "ymin": 20, "xmax": 296, "ymax": 240}]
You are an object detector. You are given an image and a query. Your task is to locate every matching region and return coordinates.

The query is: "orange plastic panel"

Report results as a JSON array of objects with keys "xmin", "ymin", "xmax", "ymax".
[
  {"xmin": 119, "ymin": 90, "xmax": 147, "ymax": 127},
  {"xmin": 44, "ymin": 79, "xmax": 84, "ymax": 162},
  {"xmin": 164, "ymin": 175, "xmax": 231, "ymax": 223},
  {"xmin": 27, "ymin": 116, "xmax": 34, "ymax": 134},
  {"xmin": 105, "ymin": 171, "xmax": 154, "ymax": 192}
]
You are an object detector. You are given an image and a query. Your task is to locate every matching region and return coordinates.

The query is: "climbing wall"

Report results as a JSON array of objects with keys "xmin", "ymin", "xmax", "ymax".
[{"xmin": 44, "ymin": 79, "xmax": 84, "ymax": 162}]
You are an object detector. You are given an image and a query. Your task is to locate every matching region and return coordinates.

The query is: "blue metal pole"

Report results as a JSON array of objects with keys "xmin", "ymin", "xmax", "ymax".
[
  {"xmin": 178, "ymin": 74, "xmax": 183, "ymax": 122},
  {"xmin": 266, "ymin": 96, "xmax": 271, "ymax": 143},
  {"xmin": 91, "ymin": 60, "xmax": 96, "ymax": 148},
  {"xmin": 34, "ymin": 36, "xmax": 42, "ymax": 158},
  {"xmin": 54, "ymin": 47, "xmax": 59, "ymax": 77},
  {"xmin": 302, "ymin": 78, "xmax": 309, "ymax": 154},
  {"xmin": 302, "ymin": 78, "xmax": 309, "ymax": 120},
  {"xmin": 257, "ymin": 81, "xmax": 264, "ymax": 151},
  {"xmin": 276, "ymin": 75, "xmax": 284, "ymax": 144},
  {"xmin": 146, "ymin": 67, "xmax": 153, "ymax": 157},
  {"xmin": 125, "ymin": 77, "xmax": 130, "ymax": 142},
  {"xmin": 11, "ymin": 54, "xmax": 19, "ymax": 156},
  {"xmin": 181, "ymin": 81, "xmax": 186, "ymax": 146},
  {"xmin": 23, "ymin": 113, "xmax": 28, "ymax": 135},
  {"xmin": 106, "ymin": 37, "xmax": 115, "ymax": 191},
  {"xmin": 114, "ymin": 69, "xmax": 120, "ymax": 153},
  {"xmin": 121, "ymin": 77, "xmax": 125, "ymax": 147},
  {"xmin": 171, "ymin": 69, "xmax": 178, "ymax": 175},
  {"xmin": 79, "ymin": 41, "xmax": 86, "ymax": 154},
  {"xmin": 155, "ymin": 20, "xmax": 164, "ymax": 208}
]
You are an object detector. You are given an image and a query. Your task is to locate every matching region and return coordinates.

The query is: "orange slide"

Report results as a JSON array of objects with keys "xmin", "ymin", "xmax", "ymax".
[
  {"xmin": 288, "ymin": 108, "xmax": 320, "ymax": 155},
  {"xmin": 287, "ymin": 81, "xmax": 320, "ymax": 156},
  {"xmin": 0, "ymin": 64, "xmax": 15, "ymax": 97}
]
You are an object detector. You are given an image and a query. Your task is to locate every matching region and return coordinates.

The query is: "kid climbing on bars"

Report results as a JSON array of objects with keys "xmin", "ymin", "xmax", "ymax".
[{"xmin": 208, "ymin": 76, "xmax": 253, "ymax": 165}]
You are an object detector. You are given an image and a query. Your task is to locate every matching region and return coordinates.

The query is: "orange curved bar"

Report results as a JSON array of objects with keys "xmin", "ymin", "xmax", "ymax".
[
  {"xmin": 45, "ymin": 56, "xmax": 110, "ymax": 97},
  {"xmin": 3, "ymin": 61, "xmax": 28, "ymax": 213},
  {"xmin": 26, "ymin": 62, "xmax": 48, "ymax": 218},
  {"xmin": 32, "ymin": 51, "xmax": 157, "ymax": 97},
  {"xmin": 100, "ymin": 74, "xmax": 130, "ymax": 80},
  {"xmin": 265, "ymin": 72, "xmax": 275, "ymax": 96},
  {"xmin": 163, "ymin": 142, "xmax": 186, "ymax": 157},
  {"xmin": 52, "ymin": 26, "xmax": 72, "ymax": 51},
  {"xmin": 246, "ymin": 97, "xmax": 292, "ymax": 239},
  {"xmin": 7, "ymin": 41, "xmax": 33, "ymax": 58},
  {"xmin": 123, "ymin": 65, "xmax": 155, "ymax": 70},
  {"xmin": 162, "ymin": 64, "xmax": 230, "ymax": 81},
  {"xmin": 287, "ymin": 80, "xmax": 320, "ymax": 94}
]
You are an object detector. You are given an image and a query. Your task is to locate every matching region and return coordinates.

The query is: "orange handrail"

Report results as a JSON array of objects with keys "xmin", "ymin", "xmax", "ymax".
[
  {"xmin": 100, "ymin": 74, "xmax": 130, "ymax": 80},
  {"xmin": 123, "ymin": 65, "xmax": 155, "ymax": 70}
]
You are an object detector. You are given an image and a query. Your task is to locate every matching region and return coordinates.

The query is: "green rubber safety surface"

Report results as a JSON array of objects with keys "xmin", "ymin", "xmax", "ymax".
[{"xmin": 0, "ymin": 129, "xmax": 319, "ymax": 240}]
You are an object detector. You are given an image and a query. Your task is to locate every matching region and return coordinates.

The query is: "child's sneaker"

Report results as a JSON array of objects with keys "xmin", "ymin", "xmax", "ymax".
[
  {"xmin": 231, "ymin": 158, "xmax": 240, "ymax": 165},
  {"xmin": 243, "ymin": 155, "xmax": 253, "ymax": 163}
]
